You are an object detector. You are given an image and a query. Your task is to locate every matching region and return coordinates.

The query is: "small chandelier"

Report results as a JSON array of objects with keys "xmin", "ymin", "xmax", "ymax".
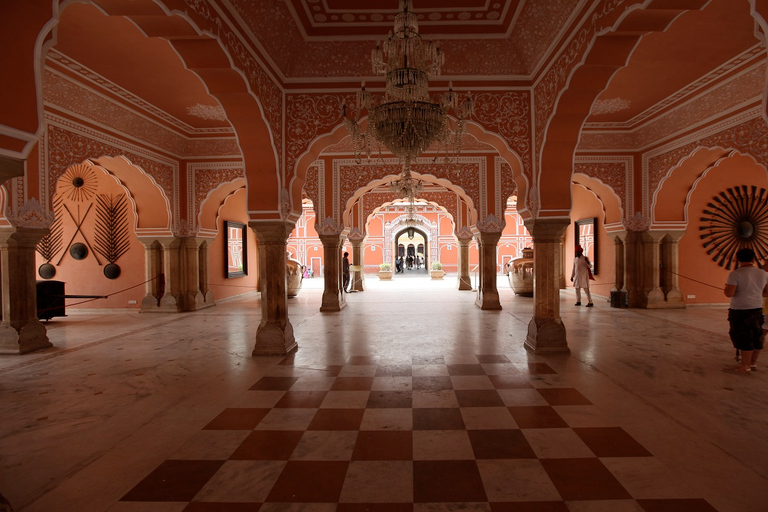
[
  {"xmin": 390, "ymin": 168, "xmax": 423, "ymax": 200},
  {"xmin": 342, "ymin": 0, "xmax": 474, "ymax": 169}
]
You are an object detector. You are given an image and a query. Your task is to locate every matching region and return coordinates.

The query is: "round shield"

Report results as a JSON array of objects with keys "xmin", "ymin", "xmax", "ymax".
[
  {"xmin": 70, "ymin": 243, "xmax": 88, "ymax": 260},
  {"xmin": 103, "ymin": 263, "xmax": 121, "ymax": 279},
  {"xmin": 38, "ymin": 263, "xmax": 56, "ymax": 279}
]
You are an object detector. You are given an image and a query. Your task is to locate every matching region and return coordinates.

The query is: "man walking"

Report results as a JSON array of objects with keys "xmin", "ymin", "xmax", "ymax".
[
  {"xmin": 724, "ymin": 248, "xmax": 768, "ymax": 375},
  {"xmin": 342, "ymin": 252, "xmax": 351, "ymax": 293}
]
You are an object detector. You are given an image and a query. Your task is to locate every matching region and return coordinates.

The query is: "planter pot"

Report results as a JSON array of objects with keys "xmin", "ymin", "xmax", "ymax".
[
  {"xmin": 287, "ymin": 257, "xmax": 304, "ymax": 297},
  {"xmin": 509, "ymin": 247, "xmax": 534, "ymax": 296},
  {"xmin": 378, "ymin": 270, "xmax": 393, "ymax": 280},
  {"xmin": 430, "ymin": 269, "xmax": 445, "ymax": 280}
]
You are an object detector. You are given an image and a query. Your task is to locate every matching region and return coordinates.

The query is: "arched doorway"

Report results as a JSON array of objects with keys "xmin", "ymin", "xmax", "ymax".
[{"xmin": 394, "ymin": 226, "xmax": 428, "ymax": 274}]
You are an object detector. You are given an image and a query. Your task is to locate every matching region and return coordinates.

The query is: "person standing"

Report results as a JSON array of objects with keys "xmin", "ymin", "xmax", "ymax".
[
  {"xmin": 723, "ymin": 248, "xmax": 768, "ymax": 374},
  {"xmin": 570, "ymin": 245, "xmax": 593, "ymax": 307},
  {"xmin": 342, "ymin": 252, "xmax": 350, "ymax": 293}
]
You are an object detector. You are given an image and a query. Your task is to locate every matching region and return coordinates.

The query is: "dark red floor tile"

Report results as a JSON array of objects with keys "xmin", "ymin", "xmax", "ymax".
[
  {"xmin": 413, "ymin": 408, "xmax": 466, "ymax": 430},
  {"xmin": 376, "ymin": 364, "xmax": 412, "ymax": 376},
  {"xmin": 308, "ymin": 408, "xmax": 365, "ymax": 430},
  {"xmin": 508, "ymin": 406, "xmax": 568, "ymax": 428},
  {"xmin": 414, "ymin": 460, "xmax": 488, "ymax": 502},
  {"xmin": 491, "ymin": 503, "xmax": 569, "ymax": 512},
  {"xmin": 573, "ymin": 427, "xmax": 652, "ymax": 457},
  {"xmin": 229, "ymin": 430, "xmax": 304, "ymax": 460},
  {"xmin": 249, "ymin": 376, "xmax": 299, "ymax": 390},
  {"xmin": 467, "ymin": 429, "xmax": 537, "ymax": 459},
  {"xmin": 412, "ymin": 355, "xmax": 445, "ymax": 365},
  {"xmin": 183, "ymin": 503, "xmax": 261, "ymax": 512},
  {"xmin": 476, "ymin": 354, "xmax": 511, "ymax": 363},
  {"xmin": 203, "ymin": 408, "xmax": 270, "ymax": 430},
  {"xmin": 526, "ymin": 363, "xmax": 558, "ymax": 374},
  {"xmin": 412, "ymin": 376, "xmax": 453, "ymax": 391},
  {"xmin": 266, "ymin": 461, "xmax": 349, "ymax": 502},
  {"xmin": 455, "ymin": 389, "xmax": 505, "ymax": 407},
  {"xmin": 447, "ymin": 364, "xmax": 486, "ymax": 376},
  {"xmin": 307, "ymin": 364, "xmax": 344, "ymax": 377},
  {"xmin": 121, "ymin": 460, "xmax": 224, "ymax": 502},
  {"xmin": 540, "ymin": 458, "xmax": 631, "ymax": 501},
  {"xmin": 489, "ymin": 375, "xmax": 532, "ymax": 389},
  {"xmin": 331, "ymin": 377, "xmax": 374, "ymax": 391},
  {"xmin": 338, "ymin": 504, "xmax": 413, "ymax": 512},
  {"xmin": 347, "ymin": 356, "xmax": 379, "ymax": 365},
  {"xmin": 366, "ymin": 390, "xmax": 412, "ymax": 408},
  {"xmin": 274, "ymin": 390, "xmax": 328, "ymax": 408},
  {"xmin": 352, "ymin": 430, "xmax": 413, "ymax": 460},
  {"xmin": 536, "ymin": 388, "xmax": 592, "ymax": 405},
  {"xmin": 637, "ymin": 498, "xmax": 719, "ymax": 512}
]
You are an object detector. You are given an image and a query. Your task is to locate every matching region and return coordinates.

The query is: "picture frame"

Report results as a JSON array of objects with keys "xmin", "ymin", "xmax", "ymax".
[
  {"xmin": 224, "ymin": 221, "xmax": 247, "ymax": 278},
  {"xmin": 574, "ymin": 217, "xmax": 597, "ymax": 275}
]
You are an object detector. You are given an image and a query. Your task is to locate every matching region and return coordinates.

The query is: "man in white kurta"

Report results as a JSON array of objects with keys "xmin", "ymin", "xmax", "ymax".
[{"xmin": 571, "ymin": 245, "xmax": 593, "ymax": 307}]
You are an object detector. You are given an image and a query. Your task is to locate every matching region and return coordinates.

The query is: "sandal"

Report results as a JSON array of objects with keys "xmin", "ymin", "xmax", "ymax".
[
  {"xmin": 750, "ymin": 365, "xmax": 757, "ymax": 371},
  {"xmin": 722, "ymin": 367, "xmax": 751, "ymax": 375}
]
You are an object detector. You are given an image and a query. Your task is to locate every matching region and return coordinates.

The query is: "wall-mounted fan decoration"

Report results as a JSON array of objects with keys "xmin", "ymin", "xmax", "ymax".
[
  {"xmin": 93, "ymin": 194, "xmax": 131, "ymax": 279},
  {"xmin": 699, "ymin": 185, "xmax": 768, "ymax": 270},
  {"xmin": 36, "ymin": 196, "xmax": 64, "ymax": 279},
  {"xmin": 59, "ymin": 164, "xmax": 98, "ymax": 202}
]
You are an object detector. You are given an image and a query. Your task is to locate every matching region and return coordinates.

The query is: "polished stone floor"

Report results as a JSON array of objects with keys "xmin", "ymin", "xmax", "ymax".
[{"xmin": 0, "ymin": 276, "xmax": 766, "ymax": 512}]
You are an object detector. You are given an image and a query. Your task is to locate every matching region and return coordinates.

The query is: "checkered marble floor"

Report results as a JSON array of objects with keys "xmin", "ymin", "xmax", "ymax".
[{"xmin": 116, "ymin": 353, "xmax": 717, "ymax": 512}]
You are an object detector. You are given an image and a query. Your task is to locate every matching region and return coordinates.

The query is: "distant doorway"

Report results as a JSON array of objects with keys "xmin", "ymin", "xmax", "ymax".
[{"xmin": 394, "ymin": 227, "xmax": 428, "ymax": 276}]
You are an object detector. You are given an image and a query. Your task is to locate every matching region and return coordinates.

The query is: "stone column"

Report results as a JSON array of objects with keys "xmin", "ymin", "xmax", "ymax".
[
  {"xmin": 138, "ymin": 239, "xmax": 162, "ymax": 311},
  {"xmin": 609, "ymin": 231, "xmax": 627, "ymax": 307},
  {"xmin": 0, "ymin": 227, "xmax": 52, "ymax": 354},
  {"xmin": 475, "ymin": 230, "xmax": 502, "ymax": 310},
  {"xmin": 457, "ymin": 236, "xmax": 473, "ymax": 291},
  {"xmin": 624, "ymin": 229, "xmax": 644, "ymax": 308},
  {"xmin": 156, "ymin": 237, "xmax": 182, "ymax": 312},
  {"xmin": 523, "ymin": 218, "xmax": 570, "ymax": 354},
  {"xmin": 319, "ymin": 233, "xmax": 346, "ymax": 311},
  {"xmin": 198, "ymin": 239, "xmax": 215, "ymax": 305},
  {"xmin": 349, "ymin": 237, "xmax": 365, "ymax": 292},
  {"xmin": 641, "ymin": 230, "xmax": 666, "ymax": 308},
  {"xmin": 661, "ymin": 230, "xmax": 686, "ymax": 308},
  {"xmin": 250, "ymin": 220, "xmax": 297, "ymax": 355},
  {"xmin": 179, "ymin": 237, "xmax": 213, "ymax": 311}
]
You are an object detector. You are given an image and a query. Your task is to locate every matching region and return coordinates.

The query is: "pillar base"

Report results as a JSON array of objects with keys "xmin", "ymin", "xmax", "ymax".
[
  {"xmin": 475, "ymin": 290, "xmax": 501, "ymax": 310},
  {"xmin": 0, "ymin": 321, "xmax": 52, "ymax": 355},
  {"xmin": 253, "ymin": 320, "xmax": 298, "ymax": 356},
  {"xmin": 320, "ymin": 290, "xmax": 347, "ymax": 312},
  {"xmin": 458, "ymin": 275, "xmax": 472, "ymax": 290},
  {"xmin": 525, "ymin": 316, "xmax": 570, "ymax": 354}
]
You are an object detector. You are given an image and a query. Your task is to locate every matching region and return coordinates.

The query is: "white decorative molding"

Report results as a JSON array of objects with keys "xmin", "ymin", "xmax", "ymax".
[
  {"xmin": 622, "ymin": 212, "xmax": 650, "ymax": 232},
  {"xmin": 590, "ymin": 97, "xmax": 631, "ymax": 116},
  {"xmin": 172, "ymin": 219, "xmax": 200, "ymax": 237},
  {"xmin": 456, "ymin": 226, "xmax": 474, "ymax": 240},
  {"xmin": 316, "ymin": 216, "xmax": 343, "ymax": 235},
  {"xmin": 477, "ymin": 213, "xmax": 506, "ymax": 233},
  {"xmin": 347, "ymin": 227, "xmax": 365, "ymax": 241},
  {"xmin": 7, "ymin": 198, "xmax": 53, "ymax": 229},
  {"xmin": 187, "ymin": 104, "xmax": 227, "ymax": 121}
]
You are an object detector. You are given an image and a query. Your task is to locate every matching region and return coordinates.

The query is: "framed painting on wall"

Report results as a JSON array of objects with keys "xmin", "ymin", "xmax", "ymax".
[{"xmin": 225, "ymin": 221, "xmax": 247, "ymax": 278}]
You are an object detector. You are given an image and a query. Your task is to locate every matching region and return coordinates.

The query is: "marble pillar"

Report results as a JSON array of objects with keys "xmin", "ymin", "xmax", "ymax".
[
  {"xmin": 641, "ymin": 230, "xmax": 666, "ymax": 308},
  {"xmin": 457, "ymin": 237, "xmax": 472, "ymax": 290},
  {"xmin": 319, "ymin": 234, "xmax": 346, "ymax": 311},
  {"xmin": 624, "ymin": 230, "xmax": 644, "ymax": 308},
  {"xmin": 661, "ymin": 231, "xmax": 686, "ymax": 308},
  {"xmin": 523, "ymin": 218, "xmax": 570, "ymax": 354},
  {"xmin": 475, "ymin": 231, "xmax": 502, "ymax": 310},
  {"xmin": 198, "ymin": 239, "xmax": 215, "ymax": 305},
  {"xmin": 157, "ymin": 237, "xmax": 182, "ymax": 312},
  {"xmin": 0, "ymin": 227, "xmax": 52, "ymax": 354},
  {"xmin": 138, "ymin": 238, "xmax": 163, "ymax": 311},
  {"xmin": 180, "ymin": 237, "xmax": 214, "ymax": 311},
  {"xmin": 609, "ymin": 231, "xmax": 628, "ymax": 307},
  {"xmin": 250, "ymin": 220, "xmax": 297, "ymax": 356},
  {"xmin": 349, "ymin": 237, "xmax": 365, "ymax": 292}
]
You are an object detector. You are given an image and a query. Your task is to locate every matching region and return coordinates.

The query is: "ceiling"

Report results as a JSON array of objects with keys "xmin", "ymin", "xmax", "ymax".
[{"xmin": 48, "ymin": 0, "xmax": 764, "ymax": 134}]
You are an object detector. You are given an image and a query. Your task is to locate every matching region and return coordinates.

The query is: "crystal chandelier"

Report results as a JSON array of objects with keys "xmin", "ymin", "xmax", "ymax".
[{"xmin": 342, "ymin": 0, "xmax": 474, "ymax": 170}]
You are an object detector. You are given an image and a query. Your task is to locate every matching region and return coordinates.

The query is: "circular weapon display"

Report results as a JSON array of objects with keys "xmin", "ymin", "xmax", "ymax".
[{"xmin": 699, "ymin": 185, "xmax": 768, "ymax": 269}]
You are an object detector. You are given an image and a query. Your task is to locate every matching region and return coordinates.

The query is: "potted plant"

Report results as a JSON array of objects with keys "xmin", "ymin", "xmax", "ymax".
[
  {"xmin": 430, "ymin": 261, "xmax": 445, "ymax": 279},
  {"xmin": 378, "ymin": 262, "xmax": 393, "ymax": 280}
]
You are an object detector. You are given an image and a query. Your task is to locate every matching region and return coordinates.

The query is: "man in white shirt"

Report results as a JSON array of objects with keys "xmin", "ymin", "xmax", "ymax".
[{"xmin": 724, "ymin": 248, "xmax": 768, "ymax": 374}]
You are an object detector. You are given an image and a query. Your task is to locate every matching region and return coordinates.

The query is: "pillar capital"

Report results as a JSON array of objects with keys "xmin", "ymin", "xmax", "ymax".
[
  {"xmin": 523, "ymin": 218, "xmax": 570, "ymax": 242},
  {"xmin": 249, "ymin": 220, "xmax": 296, "ymax": 245}
]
